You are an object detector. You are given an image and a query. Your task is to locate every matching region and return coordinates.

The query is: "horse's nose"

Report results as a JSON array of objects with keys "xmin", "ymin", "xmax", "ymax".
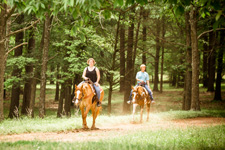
[
  {"xmin": 72, "ymin": 97, "xmax": 76, "ymax": 103},
  {"xmin": 75, "ymin": 99, "xmax": 79, "ymax": 106}
]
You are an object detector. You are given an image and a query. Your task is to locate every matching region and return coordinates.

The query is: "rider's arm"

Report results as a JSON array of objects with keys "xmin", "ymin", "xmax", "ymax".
[
  {"xmin": 147, "ymin": 80, "xmax": 152, "ymax": 91},
  {"xmin": 96, "ymin": 67, "xmax": 100, "ymax": 83},
  {"xmin": 82, "ymin": 68, "xmax": 88, "ymax": 80}
]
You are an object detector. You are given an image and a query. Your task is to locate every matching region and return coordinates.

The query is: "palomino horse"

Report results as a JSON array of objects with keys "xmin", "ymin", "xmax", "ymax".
[
  {"xmin": 73, "ymin": 82, "xmax": 104, "ymax": 129},
  {"xmin": 131, "ymin": 86, "xmax": 151, "ymax": 123}
]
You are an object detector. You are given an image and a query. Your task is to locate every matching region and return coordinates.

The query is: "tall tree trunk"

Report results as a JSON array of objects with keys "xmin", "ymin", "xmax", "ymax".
[
  {"xmin": 119, "ymin": 14, "xmax": 125, "ymax": 92},
  {"xmin": 50, "ymin": 65, "xmax": 54, "ymax": 84},
  {"xmin": 29, "ymin": 17, "xmax": 45, "ymax": 118},
  {"xmin": 214, "ymin": 30, "xmax": 224, "ymax": 101},
  {"xmin": 57, "ymin": 83, "xmax": 65, "ymax": 118},
  {"xmin": 190, "ymin": 6, "xmax": 200, "ymax": 111},
  {"xmin": 64, "ymin": 79, "xmax": 72, "ymax": 117},
  {"xmin": 207, "ymin": 30, "xmax": 216, "ymax": 92},
  {"xmin": 142, "ymin": 8, "xmax": 148, "ymax": 64},
  {"xmin": 108, "ymin": 14, "xmax": 120, "ymax": 114},
  {"xmin": 123, "ymin": 7, "xmax": 135, "ymax": 113},
  {"xmin": 132, "ymin": 9, "xmax": 142, "ymax": 85},
  {"xmin": 8, "ymin": 14, "xmax": 24, "ymax": 118},
  {"xmin": 153, "ymin": 19, "xmax": 160, "ymax": 91},
  {"xmin": 39, "ymin": 13, "xmax": 52, "ymax": 118},
  {"xmin": 160, "ymin": 16, "xmax": 166, "ymax": 93},
  {"xmin": 183, "ymin": 11, "xmax": 192, "ymax": 110},
  {"xmin": 21, "ymin": 26, "xmax": 35, "ymax": 115},
  {"xmin": 203, "ymin": 35, "xmax": 208, "ymax": 88},
  {"xmin": 55, "ymin": 65, "xmax": 60, "ymax": 101},
  {"xmin": 0, "ymin": 3, "xmax": 7, "ymax": 120}
]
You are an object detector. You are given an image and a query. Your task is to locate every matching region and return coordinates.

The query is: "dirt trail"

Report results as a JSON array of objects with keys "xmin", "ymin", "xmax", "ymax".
[{"xmin": 0, "ymin": 117, "xmax": 224, "ymax": 142}]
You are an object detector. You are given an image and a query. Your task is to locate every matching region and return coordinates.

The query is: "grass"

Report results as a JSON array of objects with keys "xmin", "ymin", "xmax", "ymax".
[
  {"xmin": 1, "ymin": 83, "xmax": 225, "ymax": 149},
  {"xmin": 0, "ymin": 109, "xmax": 224, "ymax": 135},
  {"xmin": 0, "ymin": 125, "xmax": 224, "ymax": 150}
]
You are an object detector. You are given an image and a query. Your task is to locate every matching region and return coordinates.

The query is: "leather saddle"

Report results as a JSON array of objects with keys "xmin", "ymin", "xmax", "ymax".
[{"xmin": 84, "ymin": 79, "xmax": 97, "ymax": 103}]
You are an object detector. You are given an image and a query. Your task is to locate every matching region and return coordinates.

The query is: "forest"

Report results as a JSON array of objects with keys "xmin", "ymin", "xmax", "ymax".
[{"xmin": 0, "ymin": 0, "xmax": 225, "ymax": 149}]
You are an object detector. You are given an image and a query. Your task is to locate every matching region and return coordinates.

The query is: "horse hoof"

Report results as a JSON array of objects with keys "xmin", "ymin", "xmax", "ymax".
[
  {"xmin": 82, "ymin": 127, "xmax": 89, "ymax": 130},
  {"xmin": 91, "ymin": 127, "xmax": 99, "ymax": 130}
]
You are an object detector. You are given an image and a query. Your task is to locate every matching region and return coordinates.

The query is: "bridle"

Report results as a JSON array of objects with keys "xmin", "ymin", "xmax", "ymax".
[{"xmin": 73, "ymin": 89, "xmax": 83, "ymax": 105}]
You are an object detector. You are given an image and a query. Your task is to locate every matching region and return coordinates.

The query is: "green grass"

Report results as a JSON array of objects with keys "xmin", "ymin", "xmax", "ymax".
[
  {"xmin": 0, "ymin": 125, "xmax": 224, "ymax": 150},
  {"xmin": 0, "ymin": 109, "xmax": 225, "ymax": 135}
]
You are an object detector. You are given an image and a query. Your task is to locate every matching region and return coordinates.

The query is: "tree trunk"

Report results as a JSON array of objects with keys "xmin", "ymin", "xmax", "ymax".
[
  {"xmin": 203, "ymin": 35, "xmax": 208, "ymax": 88},
  {"xmin": 50, "ymin": 65, "xmax": 54, "ymax": 84},
  {"xmin": 8, "ymin": 14, "xmax": 24, "ymax": 118},
  {"xmin": 108, "ymin": 14, "xmax": 120, "ymax": 114},
  {"xmin": 0, "ymin": 3, "xmax": 7, "ymax": 120},
  {"xmin": 21, "ymin": 26, "xmax": 35, "ymax": 115},
  {"xmin": 207, "ymin": 30, "xmax": 216, "ymax": 92},
  {"xmin": 57, "ymin": 83, "xmax": 65, "ymax": 118},
  {"xmin": 64, "ymin": 79, "xmax": 72, "ymax": 117},
  {"xmin": 39, "ymin": 13, "xmax": 52, "ymax": 118},
  {"xmin": 214, "ymin": 30, "xmax": 224, "ymax": 101},
  {"xmin": 55, "ymin": 65, "xmax": 60, "ymax": 101},
  {"xmin": 123, "ymin": 7, "xmax": 135, "ymax": 113},
  {"xmin": 160, "ymin": 16, "xmax": 166, "ymax": 93},
  {"xmin": 153, "ymin": 19, "xmax": 160, "ymax": 91},
  {"xmin": 183, "ymin": 11, "xmax": 192, "ymax": 110},
  {"xmin": 142, "ymin": 9, "xmax": 148, "ymax": 64},
  {"xmin": 132, "ymin": 9, "xmax": 142, "ymax": 85},
  {"xmin": 119, "ymin": 14, "xmax": 125, "ymax": 92},
  {"xmin": 190, "ymin": 6, "xmax": 200, "ymax": 111}
]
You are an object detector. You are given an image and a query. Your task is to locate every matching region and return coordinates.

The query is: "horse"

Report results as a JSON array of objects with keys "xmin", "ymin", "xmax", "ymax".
[
  {"xmin": 73, "ymin": 82, "xmax": 104, "ymax": 130},
  {"xmin": 131, "ymin": 86, "xmax": 151, "ymax": 123}
]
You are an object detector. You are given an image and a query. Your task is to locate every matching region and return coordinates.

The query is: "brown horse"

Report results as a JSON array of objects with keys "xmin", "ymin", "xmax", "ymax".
[
  {"xmin": 131, "ymin": 86, "xmax": 151, "ymax": 123},
  {"xmin": 73, "ymin": 83, "xmax": 104, "ymax": 130}
]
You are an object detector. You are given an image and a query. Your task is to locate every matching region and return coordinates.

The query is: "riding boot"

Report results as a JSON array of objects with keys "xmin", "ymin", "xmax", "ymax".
[{"xmin": 97, "ymin": 100, "xmax": 101, "ymax": 107}]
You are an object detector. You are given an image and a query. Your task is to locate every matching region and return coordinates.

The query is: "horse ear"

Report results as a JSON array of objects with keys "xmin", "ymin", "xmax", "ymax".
[
  {"xmin": 75, "ymin": 84, "xmax": 77, "ymax": 89},
  {"xmin": 131, "ymin": 86, "xmax": 134, "ymax": 90}
]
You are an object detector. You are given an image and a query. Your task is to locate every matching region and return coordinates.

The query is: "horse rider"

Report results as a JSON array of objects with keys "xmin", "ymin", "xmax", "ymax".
[
  {"xmin": 78, "ymin": 58, "xmax": 101, "ymax": 107},
  {"xmin": 127, "ymin": 64, "xmax": 155, "ymax": 104}
]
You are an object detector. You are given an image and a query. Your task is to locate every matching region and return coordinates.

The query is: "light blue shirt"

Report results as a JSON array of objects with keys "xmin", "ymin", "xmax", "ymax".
[{"xmin": 136, "ymin": 71, "xmax": 149, "ymax": 84}]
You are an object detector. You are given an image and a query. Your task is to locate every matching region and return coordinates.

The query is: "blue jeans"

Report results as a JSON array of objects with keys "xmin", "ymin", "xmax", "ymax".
[
  {"xmin": 129, "ymin": 84, "xmax": 154, "ymax": 100},
  {"xmin": 78, "ymin": 81, "xmax": 101, "ymax": 100}
]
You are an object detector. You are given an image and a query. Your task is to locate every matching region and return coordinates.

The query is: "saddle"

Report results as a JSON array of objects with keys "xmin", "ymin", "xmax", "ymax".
[
  {"xmin": 138, "ymin": 81, "xmax": 146, "ymax": 87},
  {"xmin": 84, "ymin": 79, "xmax": 97, "ymax": 103}
]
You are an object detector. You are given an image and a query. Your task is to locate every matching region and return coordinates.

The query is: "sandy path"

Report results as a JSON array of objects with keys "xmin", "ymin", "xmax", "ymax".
[{"xmin": 0, "ymin": 117, "xmax": 224, "ymax": 142}]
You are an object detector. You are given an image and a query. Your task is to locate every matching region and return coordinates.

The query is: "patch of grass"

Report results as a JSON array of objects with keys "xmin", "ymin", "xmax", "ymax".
[
  {"xmin": 1, "ymin": 109, "xmax": 224, "ymax": 135},
  {"xmin": 0, "ymin": 125, "xmax": 224, "ymax": 150}
]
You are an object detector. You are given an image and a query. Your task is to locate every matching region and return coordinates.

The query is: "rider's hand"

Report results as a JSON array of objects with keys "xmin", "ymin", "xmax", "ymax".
[
  {"xmin": 95, "ymin": 82, "xmax": 100, "ymax": 87},
  {"xmin": 84, "ymin": 77, "xmax": 88, "ymax": 80}
]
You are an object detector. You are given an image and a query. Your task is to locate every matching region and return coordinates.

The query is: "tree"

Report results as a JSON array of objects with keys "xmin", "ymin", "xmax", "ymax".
[
  {"xmin": 8, "ymin": 14, "xmax": 24, "ymax": 118},
  {"xmin": 183, "ymin": 11, "xmax": 192, "ymax": 110},
  {"xmin": 123, "ymin": 7, "xmax": 135, "ymax": 113},
  {"xmin": 214, "ymin": 30, "xmax": 224, "ymax": 101},
  {"xmin": 190, "ymin": 5, "xmax": 200, "ymax": 111},
  {"xmin": 39, "ymin": 13, "xmax": 52, "ymax": 118},
  {"xmin": 119, "ymin": 13, "xmax": 126, "ymax": 92},
  {"xmin": 21, "ymin": 23, "xmax": 36, "ymax": 116},
  {"xmin": 153, "ymin": 18, "xmax": 160, "ymax": 91}
]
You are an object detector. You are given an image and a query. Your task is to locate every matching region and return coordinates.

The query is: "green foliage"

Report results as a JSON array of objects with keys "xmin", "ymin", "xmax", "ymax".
[{"xmin": 6, "ymin": 56, "xmax": 36, "ymax": 70}]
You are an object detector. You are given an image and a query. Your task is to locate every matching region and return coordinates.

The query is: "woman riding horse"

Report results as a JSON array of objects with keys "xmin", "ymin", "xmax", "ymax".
[
  {"xmin": 127, "ymin": 64, "xmax": 155, "ymax": 104},
  {"xmin": 78, "ymin": 58, "xmax": 101, "ymax": 107}
]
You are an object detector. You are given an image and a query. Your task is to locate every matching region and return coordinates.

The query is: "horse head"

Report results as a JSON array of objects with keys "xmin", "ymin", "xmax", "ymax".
[
  {"xmin": 137, "ymin": 86, "xmax": 146, "ymax": 98},
  {"xmin": 73, "ymin": 84, "xmax": 84, "ymax": 106},
  {"xmin": 131, "ymin": 86, "xmax": 138, "ymax": 103}
]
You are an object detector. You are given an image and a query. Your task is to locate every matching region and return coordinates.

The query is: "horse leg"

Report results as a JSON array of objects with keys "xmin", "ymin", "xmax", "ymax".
[
  {"xmin": 80, "ymin": 106, "xmax": 88, "ymax": 129},
  {"xmin": 83, "ymin": 105, "xmax": 91, "ymax": 129},
  {"xmin": 91, "ymin": 106, "xmax": 98, "ymax": 130},
  {"xmin": 146, "ymin": 102, "xmax": 151, "ymax": 121},
  {"xmin": 132, "ymin": 104, "xmax": 138, "ymax": 122},
  {"xmin": 140, "ymin": 105, "xmax": 144, "ymax": 123}
]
